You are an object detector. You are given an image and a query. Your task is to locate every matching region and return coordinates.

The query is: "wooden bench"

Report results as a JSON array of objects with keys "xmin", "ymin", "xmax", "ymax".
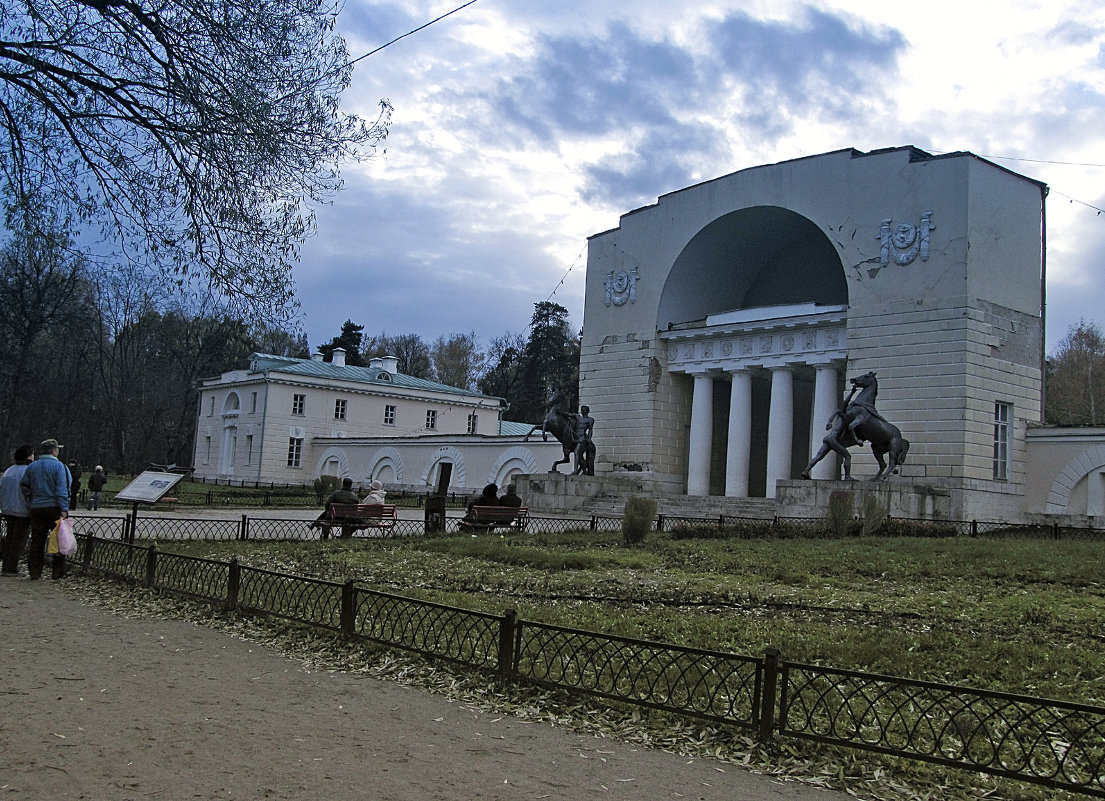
[
  {"xmin": 458, "ymin": 505, "xmax": 528, "ymax": 532},
  {"xmin": 314, "ymin": 503, "xmax": 397, "ymax": 538}
]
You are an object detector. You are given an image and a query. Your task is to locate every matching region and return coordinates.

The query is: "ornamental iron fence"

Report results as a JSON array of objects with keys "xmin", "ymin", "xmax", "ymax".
[
  {"xmin": 57, "ymin": 510, "xmax": 1105, "ymax": 543},
  {"xmin": 780, "ymin": 661, "xmax": 1105, "ymax": 796},
  {"xmin": 72, "ymin": 532, "xmax": 1105, "ymax": 797}
]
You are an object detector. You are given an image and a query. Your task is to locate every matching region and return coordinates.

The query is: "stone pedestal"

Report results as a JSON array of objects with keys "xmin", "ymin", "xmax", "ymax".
[{"xmin": 776, "ymin": 479, "xmax": 953, "ymax": 520}]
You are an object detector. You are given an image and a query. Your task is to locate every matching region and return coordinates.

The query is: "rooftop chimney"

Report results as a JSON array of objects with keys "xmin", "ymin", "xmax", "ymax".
[
  {"xmin": 332, "ymin": 347, "xmax": 347, "ymax": 367},
  {"xmin": 310, "ymin": 352, "xmax": 324, "ymax": 362},
  {"xmin": 369, "ymin": 355, "xmax": 399, "ymax": 375}
]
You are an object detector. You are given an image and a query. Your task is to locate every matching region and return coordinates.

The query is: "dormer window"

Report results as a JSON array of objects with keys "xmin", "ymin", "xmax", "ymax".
[{"xmin": 376, "ymin": 371, "xmax": 392, "ymax": 381}]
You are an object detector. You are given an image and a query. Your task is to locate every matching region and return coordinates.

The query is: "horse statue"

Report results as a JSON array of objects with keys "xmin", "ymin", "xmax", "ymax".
[
  {"xmin": 524, "ymin": 391, "xmax": 579, "ymax": 473},
  {"xmin": 801, "ymin": 371, "xmax": 910, "ymax": 481}
]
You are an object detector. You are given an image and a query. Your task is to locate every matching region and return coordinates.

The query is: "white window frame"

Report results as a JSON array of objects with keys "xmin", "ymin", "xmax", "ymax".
[
  {"xmin": 426, "ymin": 409, "xmax": 437, "ymax": 430},
  {"xmin": 334, "ymin": 398, "xmax": 347, "ymax": 420},
  {"xmin": 467, "ymin": 413, "xmax": 478, "ymax": 434},
  {"xmin": 993, "ymin": 402, "xmax": 1012, "ymax": 481},
  {"xmin": 287, "ymin": 437, "xmax": 303, "ymax": 468},
  {"xmin": 292, "ymin": 393, "xmax": 305, "ymax": 415},
  {"xmin": 383, "ymin": 405, "xmax": 396, "ymax": 426}
]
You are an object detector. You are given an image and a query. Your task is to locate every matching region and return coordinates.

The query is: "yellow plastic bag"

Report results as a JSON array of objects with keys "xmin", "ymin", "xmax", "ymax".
[{"xmin": 47, "ymin": 521, "xmax": 60, "ymax": 554}]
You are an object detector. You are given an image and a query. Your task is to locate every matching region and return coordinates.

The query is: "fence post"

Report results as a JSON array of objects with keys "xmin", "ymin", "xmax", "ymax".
[
  {"xmin": 1053, "ymin": 522, "xmax": 1061, "ymax": 540},
  {"xmin": 82, "ymin": 533, "xmax": 95, "ymax": 573},
  {"xmin": 145, "ymin": 544, "xmax": 157, "ymax": 588},
  {"xmin": 971, "ymin": 520, "xmax": 978, "ymax": 537},
  {"xmin": 226, "ymin": 557, "xmax": 240, "ymax": 612},
  {"xmin": 340, "ymin": 579, "xmax": 356, "ymax": 638},
  {"xmin": 498, "ymin": 608, "xmax": 517, "ymax": 683},
  {"xmin": 590, "ymin": 515, "xmax": 597, "ymax": 531},
  {"xmin": 657, "ymin": 514, "xmax": 665, "ymax": 532},
  {"xmin": 239, "ymin": 514, "xmax": 249, "ymax": 541},
  {"xmin": 758, "ymin": 646, "xmax": 782, "ymax": 742}
]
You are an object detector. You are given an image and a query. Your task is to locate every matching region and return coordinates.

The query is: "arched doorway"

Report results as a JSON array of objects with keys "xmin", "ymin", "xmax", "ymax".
[{"xmin": 658, "ymin": 207, "xmax": 849, "ymax": 498}]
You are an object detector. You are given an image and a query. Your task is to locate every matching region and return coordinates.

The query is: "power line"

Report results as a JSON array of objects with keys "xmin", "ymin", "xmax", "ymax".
[{"xmin": 348, "ymin": 1, "xmax": 480, "ymax": 68}]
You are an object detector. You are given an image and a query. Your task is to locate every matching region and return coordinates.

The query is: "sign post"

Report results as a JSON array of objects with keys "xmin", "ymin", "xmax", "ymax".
[{"xmin": 114, "ymin": 470, "xmax": 187, "ymax": 543}]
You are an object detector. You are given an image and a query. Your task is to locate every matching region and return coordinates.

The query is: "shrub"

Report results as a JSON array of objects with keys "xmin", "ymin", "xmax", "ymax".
[
  {"xmin": 622, "ymin": 496, "xmax": 657, "ymax": 545},
  {"xmin": 827, "ymin": 489, "xmax": 854, "ymax": 537}
]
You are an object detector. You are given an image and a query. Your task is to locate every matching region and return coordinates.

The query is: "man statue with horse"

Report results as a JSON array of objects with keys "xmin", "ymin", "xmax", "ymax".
[
  {"xmin": 801, "ymin": 371, "xmax": 910, "ymax": 481},
  {"xmin": 524, "ymin": 391, "xmax": 596, "ymax": 475}
]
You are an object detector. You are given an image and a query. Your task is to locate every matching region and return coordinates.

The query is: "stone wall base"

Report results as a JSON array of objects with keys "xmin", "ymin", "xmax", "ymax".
[{"xmin": 515, "ymin": 475, "xmax": 1033, "ymax": 523}]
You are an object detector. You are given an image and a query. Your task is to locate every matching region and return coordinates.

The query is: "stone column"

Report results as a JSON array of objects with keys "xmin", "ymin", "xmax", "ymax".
[
  {"xmin": 687, "ymin": 373, "xmax": 714, "ymax": 496},
  {"xmin": 765, "ymin": 366, "xmax": 794, "ymax": 499},
  {"xmin": 809, "ymin": 364, "xmax": 841, "ymax": 479},
  {"xmin": 725, "ymin": 369, "xmax": 752, "ymax": 497}
]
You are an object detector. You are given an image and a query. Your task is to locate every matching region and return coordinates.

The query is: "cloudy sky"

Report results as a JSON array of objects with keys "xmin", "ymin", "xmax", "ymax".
[{"xmin": 294, "ymin": 0, "xmax": 1105, "ymax": 356}]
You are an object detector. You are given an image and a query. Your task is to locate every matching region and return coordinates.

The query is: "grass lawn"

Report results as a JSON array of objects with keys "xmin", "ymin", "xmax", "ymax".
[{"xmin": 163, "ymin": 529, "xmax": 1105, "ymax": 706}]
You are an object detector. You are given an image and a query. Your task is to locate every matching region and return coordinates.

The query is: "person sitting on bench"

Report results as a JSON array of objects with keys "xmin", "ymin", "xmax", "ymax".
[{"xmin": 311, "ymin": 478, "xmax": 360, "ymax": 538}]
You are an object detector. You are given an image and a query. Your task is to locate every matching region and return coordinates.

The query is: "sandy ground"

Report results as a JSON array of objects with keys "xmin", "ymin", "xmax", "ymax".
[{"xmin": 0, "ymin": 576, "xmax": 854, "ymax": 801}]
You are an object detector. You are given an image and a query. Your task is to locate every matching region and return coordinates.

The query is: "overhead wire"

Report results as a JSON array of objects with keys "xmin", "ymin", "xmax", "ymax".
[{"xmin": 346, "ymin": 1, "xmax": 481, "ymax": 67}]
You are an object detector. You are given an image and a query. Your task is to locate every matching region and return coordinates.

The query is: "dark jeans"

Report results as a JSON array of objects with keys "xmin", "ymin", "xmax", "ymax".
[
  {"xmin": 28, "ymin": 507, "xmax": 65, "ymax": 580},
  {"xmin": 2, "ymin": 515, "xmax": 30, "ymax": 573}
]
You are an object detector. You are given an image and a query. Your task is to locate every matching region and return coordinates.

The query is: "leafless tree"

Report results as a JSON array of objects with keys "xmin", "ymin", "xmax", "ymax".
[{"xmin": 0, "ymin": 0, "xmax": 390, "ymax": 315}]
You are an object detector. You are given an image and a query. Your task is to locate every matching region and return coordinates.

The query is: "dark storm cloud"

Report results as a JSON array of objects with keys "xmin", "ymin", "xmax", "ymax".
[
  {"xmin": 708, "ymin": 6, "xmax": 904, "ymax": 119},
  {"xmin": 578, "ymin": 124, "xmax": 726, "ymax": 210},
  {"xmin": 488, "ymin": 21, "xmax": 699, "ymax": 145}
]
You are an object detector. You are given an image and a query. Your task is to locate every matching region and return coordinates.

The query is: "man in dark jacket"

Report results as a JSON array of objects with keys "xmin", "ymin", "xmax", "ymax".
[{"xmin": 87, "ymin": 465, "xmax": 107, "ymax": 510}]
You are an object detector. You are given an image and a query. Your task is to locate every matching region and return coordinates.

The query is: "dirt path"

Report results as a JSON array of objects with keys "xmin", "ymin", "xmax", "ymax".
[{"xmin": 0, "ymin": 577, "xmax": 853, "ymax": 801}]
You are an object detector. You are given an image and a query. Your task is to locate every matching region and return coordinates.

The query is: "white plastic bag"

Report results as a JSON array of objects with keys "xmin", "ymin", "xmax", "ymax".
[{"xmin": 57, "ymin": 517, "xmax": 77, "ymax": 556}]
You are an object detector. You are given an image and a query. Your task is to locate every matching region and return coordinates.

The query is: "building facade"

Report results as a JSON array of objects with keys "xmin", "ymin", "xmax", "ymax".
[
  {"xmin": 192, "ymin": 350, "xmax": 563, "ymax": 492},
  {"xmin": 578, "ymin": 147, "xmax": 1048, "ymax": 521}
]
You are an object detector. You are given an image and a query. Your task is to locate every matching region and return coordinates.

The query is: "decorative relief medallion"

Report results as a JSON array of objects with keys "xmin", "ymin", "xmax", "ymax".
[
  {"xmin": 721, "ymin": 341, "xmax": 733, "ymax": 356},
  {"xmin": 702, "ymin": 342, "xmax": 713, "ymax": 359},
  {"xmin": 668, "ymin": 344, "xmax": 679, "ymax": 361},
  {"xmin": 741, "ymin": 338, "xmax": 753, "ymax": 355},
  {"xmin": 684, "ymin": 343, "xmax": 695, "ymax": 359},
  {"xmin": 876, "ymin": 211, "xmax": 934, "ymax": 274},
  {"xmin": 804, "ymin": 331, "xmax": 817, "ymax": 349},
  {"xmin": 603, "ymin": 266, "xmax": 640, "ymax": 306},
  {"xmin": 759, "ymin": 336, "xmax": 773, "ymax": 354},
  {"xmin": 781, "ymin": 334, "xmax": 795, "ymax": 351},
  {"xmin": 826, "ymin": 330, "xmax": 840, "ymax": 347}
]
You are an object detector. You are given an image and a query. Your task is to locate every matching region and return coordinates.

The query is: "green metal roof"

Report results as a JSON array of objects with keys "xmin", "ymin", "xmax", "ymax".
[
  {"xmin": 249, "ymin": 353, "xmax": 505, "ymax": 404},
  {"xmin": 498, "ymin": 420, "xmax": 539, "ymax": 437}
]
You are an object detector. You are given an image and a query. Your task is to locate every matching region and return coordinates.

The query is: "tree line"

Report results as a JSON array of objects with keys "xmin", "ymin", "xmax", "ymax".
[
  {"xmin": 316, "ymin": 301, "xmax": 580, "ymax": 425},
  {"xmin": 0, "ymin": 223, "xmax": 580, "ymax": 476}
]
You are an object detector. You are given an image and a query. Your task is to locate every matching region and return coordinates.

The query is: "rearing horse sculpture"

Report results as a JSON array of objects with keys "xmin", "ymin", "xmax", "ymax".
[
  {"xmin": 524, "ymin": 391, "xmax": 578, "ymax": 473},
  {"xmin": 801, "ymin": 371, "xmax": 910, "ymax": 481}
]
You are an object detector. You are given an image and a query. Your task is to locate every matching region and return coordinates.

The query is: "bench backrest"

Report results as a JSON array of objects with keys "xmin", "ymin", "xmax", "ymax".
[
  {"xmin": 471, "ymin": 505, "xmax": 527, "ymax": 522},
  {"xmin": 328, "ymin": 503, "xmax": 396, "ymax": 518}
]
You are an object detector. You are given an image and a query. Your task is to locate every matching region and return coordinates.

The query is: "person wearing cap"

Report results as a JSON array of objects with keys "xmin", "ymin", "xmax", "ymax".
[
  {"xmin": 20, "ymin": 438, "xmax": 72, "ymax": 580},
  {"xmin": 87, "ymin": 465, "xmax": 107, "ymax": 511},
  {"xmin": 310, "ymin": 477, "xmax": 360, "ymax": 539},
  {"xmin": 0, "ymin": 444, "xmax": 34, "ymax": 576},
  {"xmin": 362, "ymin": 479, "xmax": 386, "ymax": 505}
]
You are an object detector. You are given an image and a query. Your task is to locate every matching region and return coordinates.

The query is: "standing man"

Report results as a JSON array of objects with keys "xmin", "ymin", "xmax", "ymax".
[
  {"xmin": 87, "ymin": 465, "xmax": 107, "ymax": 510},
  {"xmin": 21, "ymin": 439, "xmax": 71, "ymax": 580},
  {"xmin": 0, "ymin": 445, "xmax": 34, "ymax": 577}
]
